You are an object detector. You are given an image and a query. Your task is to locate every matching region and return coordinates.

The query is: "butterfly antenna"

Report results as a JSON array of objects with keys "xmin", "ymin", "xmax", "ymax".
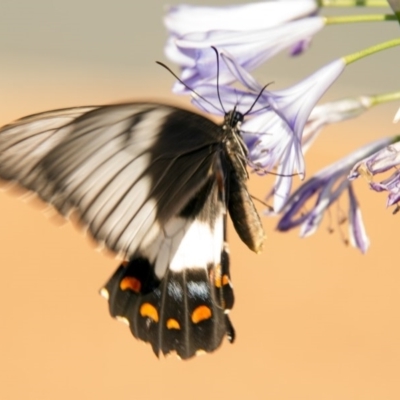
[
  {"xmin": 240, "ymin": 129, "xmax": 271, "ymax": 136},
  {"xmin": 246, "ymin": 104, "xmax": 271, "ymax": 116},
  {"xmin": 243, "ymin": 82, "xmax": 273, "ymax": 117},
  {"xmin": 211, "ymin": 46, "xmax": 226, "ymax": 114},
  {"xmin": 156, "ymin": 61, "xmax": 222, "ymax": 114}
]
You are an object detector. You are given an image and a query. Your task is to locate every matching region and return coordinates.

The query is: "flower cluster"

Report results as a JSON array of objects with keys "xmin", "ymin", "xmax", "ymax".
[
  {"xmin": 164, "ymin": 0, "xmax": 400, "ymax": 253},
  {"xmin": 349, "ymin": 139, "xmax": 400, "ymax": 210}
]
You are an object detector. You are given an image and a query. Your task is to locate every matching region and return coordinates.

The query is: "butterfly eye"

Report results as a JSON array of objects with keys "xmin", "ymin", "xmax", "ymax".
[
  {"xmin": 224, "ymin": 110, "xmax": 244, "ymax": 128},
  {"xmin": 232, "ymin": 111, "xmax": 244, "ymax": 125}
]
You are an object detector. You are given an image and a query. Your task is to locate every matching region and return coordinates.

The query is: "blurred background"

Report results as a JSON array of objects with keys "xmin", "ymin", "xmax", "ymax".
[{"xmin": 1, "ymin": 1, "xmax": 400, "ymax": 399}]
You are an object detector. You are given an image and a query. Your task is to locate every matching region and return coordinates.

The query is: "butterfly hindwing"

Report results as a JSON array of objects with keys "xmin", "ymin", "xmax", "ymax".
[{"xmin": 102, "ymin": 177, "xmax": 235, "ymax": 359}]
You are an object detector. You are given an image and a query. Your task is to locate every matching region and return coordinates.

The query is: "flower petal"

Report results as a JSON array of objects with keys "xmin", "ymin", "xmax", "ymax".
[
  {"xmin": 164, "ymin": 1, "xmax": 318, "ymax": 36},
  {"xmin": 349, "ymin": 141, "xmax": 400, "ymax": 179},
  {"xmin": 168, "ymin": 17, "xmax": 325, "ymax": 91},
  {"xmin": 276, "ymin": 176, "xmax": 324, "ymax": 231},
  {"xmin": 300, "ymin": 176, "xmax": 349, "ymax": 237},
  {"xmin": 369, "ymin": 170, "xmax": 400, "ymax": 207},
  {"xmin": 267, "ymin": 59, "xmax": 345, "ymax": 138},
  {"xmin": 348, "ymin": 185, "xmax": 370, "ymax": 253}
]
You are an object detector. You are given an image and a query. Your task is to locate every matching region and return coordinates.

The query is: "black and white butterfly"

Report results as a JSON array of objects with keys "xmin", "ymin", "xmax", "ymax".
[{"xmin": 0, "ymin": 100, "xmax": 265, "ymax": 359}]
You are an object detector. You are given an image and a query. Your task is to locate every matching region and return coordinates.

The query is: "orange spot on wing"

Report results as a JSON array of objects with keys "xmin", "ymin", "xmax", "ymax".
[
  {"xmin": 166, "ymin": 318, "xmax": 181, "ymax": 330},
  {"xmin": 222, "ymin": 275, "xmax": 230, "ymax": 286},
  {"xmin": 120, "ymin": 277, "xmax": 142, "ymax": 293},
  {"xmin": 140, "ymin": 303, "xmax": 159, "ymax": 323},
  {"xmin": 192, "ymin": 305, "xmax": 212, "ymax": 324}
]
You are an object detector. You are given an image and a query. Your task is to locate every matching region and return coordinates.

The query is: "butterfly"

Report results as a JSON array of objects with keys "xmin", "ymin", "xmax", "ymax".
[{"xmin": 0, "ymin": 101, "xmax": 265, "ymax": 359}]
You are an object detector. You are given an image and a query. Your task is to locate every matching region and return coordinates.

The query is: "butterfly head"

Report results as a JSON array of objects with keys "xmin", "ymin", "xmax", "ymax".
[{"xmin": 223, "ymin": 108, "xmax": 244, "ymax": 131}]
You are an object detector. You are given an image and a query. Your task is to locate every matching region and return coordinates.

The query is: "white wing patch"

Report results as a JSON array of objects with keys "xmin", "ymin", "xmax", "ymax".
[
  {"xmin": 170, "ymin": 215, "xmax": 223, "ymax": 272},
  {"xmin": 142, "ymin": 211, "xmax": 224, "ymax": 280}
]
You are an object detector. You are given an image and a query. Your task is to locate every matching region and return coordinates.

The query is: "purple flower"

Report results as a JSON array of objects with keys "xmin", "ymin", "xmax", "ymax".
[
  {"xmin": 215, "ymin": 52, "xmax": 345, "ymax": 211},
  {"xmin": 347, "ymin": 185, "xmax": 369, "ymax": 253},
  {"xmin": 164, "ymin": 2, "xmax": 324, "ymax": 92},
  {"xmin": 164, "ymin": 1, "xmax": 318, "ymax": 36},
  {"xmin": 277, "ymin": 138, "xmax": 392, "ymax": 253},
  {"xmin": 349, "ymin": 139, "xmax": 400, "ymax": 209}
]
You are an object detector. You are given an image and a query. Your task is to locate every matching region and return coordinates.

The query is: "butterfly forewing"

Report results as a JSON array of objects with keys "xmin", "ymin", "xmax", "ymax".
[
  {"xmin": 0, "ymin": 104, "xmax": 220, "ymax": 258},
  {"xmin": 0, "ymin": 107, "xmax": 97, "ymax": 188},
  {"xmin": 0, "ymin": 102, "xmax": 264, "ymax": 359}
]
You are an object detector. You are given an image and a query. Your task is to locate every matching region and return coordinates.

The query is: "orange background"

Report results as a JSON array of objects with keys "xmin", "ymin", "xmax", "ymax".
[{"xmin": 1, "ymin": 2, "xmax": 400, "ymax": 399}]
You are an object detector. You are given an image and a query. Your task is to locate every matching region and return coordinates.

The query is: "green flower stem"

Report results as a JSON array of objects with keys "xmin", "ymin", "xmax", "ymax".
[
  {"xmin": 317, "ymin": 0, "xmax": 389, "ymax": 6},
  {"xmin": 326, "ymin": 14, "xmax": 397, "ymax": 24},
  {"xmin": 343, "ymin": 38, "xmax": 400, "ymax": 65},
  {"xmin": 370, "ymin": 91, "xmax": 400, "ymax": 106}
]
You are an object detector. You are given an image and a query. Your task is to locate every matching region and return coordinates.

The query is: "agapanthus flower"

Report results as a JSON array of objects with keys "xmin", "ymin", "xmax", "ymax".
[
  {"xmin": 164, "ymin": 2, "xmax": 323, "ymax": 92},
  {"xmin": 277, "ymin": 138, "xmax": 392, "ymax": 253},
  {"xmin": 349, "ymin": 139, "xmax": 400, "ymax": 209},
  {"xmin": 302, "ymin": 95, "xmax": 373, "ymax": 153},
  {"xmin": 210, "ymin": 52, "xmax": 345, "ymax": 212},
  {"xmin": 164, "ymin": 1, "xmax": 317, "ymax": 36}
]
